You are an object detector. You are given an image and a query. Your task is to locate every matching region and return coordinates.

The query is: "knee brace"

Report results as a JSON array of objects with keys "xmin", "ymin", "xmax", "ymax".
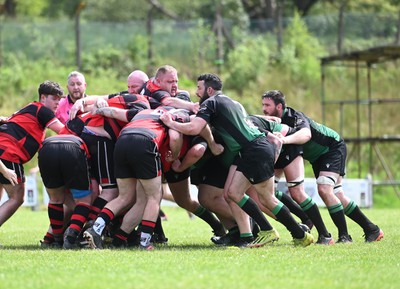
[
  {"xmin": 316, "ymin": 175, "xmax": 337, "ymax": 186},
  {"xmin": 101, "ymin": 183, "xmax": 118, "ymax": 189},
  {"xmin": 287, "ymin": 177, "xmax": 304, "ymax": 188},
  {"xmin": 333, "ymin": 184, "xmax": 344, "ymax": 195},
  {"xmin": 274, "ymin": 178, "xmax": 280, "ymax": 190}
]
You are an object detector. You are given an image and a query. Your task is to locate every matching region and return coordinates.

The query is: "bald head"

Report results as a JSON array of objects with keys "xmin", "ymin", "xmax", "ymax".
[{"xmin": 127, "ymin": 70, "xmax": 149, "ymax": 94}]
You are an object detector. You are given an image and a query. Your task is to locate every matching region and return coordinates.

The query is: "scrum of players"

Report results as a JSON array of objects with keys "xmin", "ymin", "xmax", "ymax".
[{"xmin": 0, "ymin": 66, "xmax": 383, "ymax": 250}]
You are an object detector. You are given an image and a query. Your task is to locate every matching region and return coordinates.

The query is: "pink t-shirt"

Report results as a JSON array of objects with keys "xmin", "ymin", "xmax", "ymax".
[{"xmin": 55, "ymin": 95, "xmax": 74, "ymax": 124}]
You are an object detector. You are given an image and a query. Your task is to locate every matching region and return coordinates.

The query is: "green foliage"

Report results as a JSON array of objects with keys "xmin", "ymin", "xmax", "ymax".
[
  {"xmin": 374, "ymin": 186, "xmax": 400, "ymax": 208},
  {"xmin": 43, "ymin": 0, "xmax": 82, "ymax": 19},
  {"xmin": 5, "ymin": 0, "xmax": 400, "ymax": 24},
  {"xmin": 195, "ymin": 0, "xmax": 249, "ymax": 27},
  {"xmin": 80, "ymin": 45, "xmax": 133, "ymax": 78},
  {"xmin": 83, "ymin": 0, "xmax": 149, "ymax": 21},
  {"xmin": 158, "ymin": 0, "xmax": 203, "ymax": 19},
  {"xmin": 187, "ymin": 19, "xmax": 218, "ymax": 77},
  {"xmin": 0, "ymin": 53, "xmax": 73, "ymax": 115},
  {"xmin": 1, "ymin": 13, "xmax": 399, "ymax": 194},
  {"xmin": 218, "ymin": 0, "xmax": 250, "ymax": 29},
  {"xmin": 14, "ymin": 0, "xmax": 48, "ymax": 18},
  {"xmin": 126, "ymin": 34, "xmax": 149, "ymax": 70},
  {"xmin": 278, "ymin": 12, "xmax": 326, "ymax": 83},
  {"xmin": 309, "ymin": 0, "xmax": 400, "ymax": 15},
  {"xmin": 1, "ymin": 20, "xmax": 75, "ymax": 62},
  {"xmin": 0, "ymin": 53, "xmax": 25, "ymax": 94},
  {"xmin": 352, "ymin": 0, "xmax": 399, "ymax": 12},
  {"xmin": 224, "ymin": 36, "xmax": 271, "ymax": 94}
]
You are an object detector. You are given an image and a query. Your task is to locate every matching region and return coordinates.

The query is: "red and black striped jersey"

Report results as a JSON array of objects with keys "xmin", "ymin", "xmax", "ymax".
[
  {"xmin": 121, "ymin": 107, "xmax": 170, "ymax": 167},
  {"xmin": 65, "ymin": 93, "xmax": 150, "ymax": 141},
  {"xmin": 121, "ymin": 107, "xmax": 190, "ymax": 170},
  {"xmin": 141, "ymin": 79, "xmax": 171, "ymax": 109},
  {"xmin": 0, "ymin": 102, "xmax": 58, "ymax": 163}
]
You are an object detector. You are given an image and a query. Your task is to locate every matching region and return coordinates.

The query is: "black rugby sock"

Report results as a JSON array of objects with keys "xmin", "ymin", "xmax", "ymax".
[{"xmin": 238, "ymin": 195, "xmax": 273, "ymax": 231}]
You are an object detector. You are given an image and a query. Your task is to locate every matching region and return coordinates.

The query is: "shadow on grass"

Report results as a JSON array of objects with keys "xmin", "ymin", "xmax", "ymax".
[
  {"xmin": 0, "ymin": 244, "xmax": 45, "ymax": 250},
  {"xmin": 0, "ymin": 242, "xmax": 292, "ymax": 251},
  {"xmin": 0, "ymin": 244, "xmax": 222, "ymax": 251},
  {"xmin": 152, "ymin": 243, "xmax": 224, "ymax": 250}
]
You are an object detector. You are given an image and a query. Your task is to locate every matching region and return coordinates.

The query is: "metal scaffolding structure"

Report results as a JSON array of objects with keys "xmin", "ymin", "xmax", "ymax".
[{"xmin": 320, "ymin": 45, "xmax": 400, "ymax": 197}]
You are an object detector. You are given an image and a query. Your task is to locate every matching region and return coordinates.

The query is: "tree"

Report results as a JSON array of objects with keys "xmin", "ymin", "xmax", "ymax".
[
  {"xmin": 82, "ymin": 0, "xmax": 149, "ymax": 21},
  {"xmin": 241, "ymin": 0, "xmax": 276, "ymax": 19},
  {"xmin": 389, "ymin": 0, "xmax": 400, "ymax": 44},
  {"xmin": 2, "ymin": 0, "xmax": 48, "ymax": 18},
  {"xmin": 1, "ymin": 0, "xmax": 16, "ymax": 17},
  {"xmin": 293, "ymin": 0, "xmax": 320, "ymax": 15},
  {"xmin": 240, "ymin": 0, "xmax": 324, "ymax": 19},
  {"xmin": 147, "ymin": 0, "xmax": 178, "ymax": 19},
  {"xmin": 326, "ymin": 0, "xmax": 358, "ymax": 55}
]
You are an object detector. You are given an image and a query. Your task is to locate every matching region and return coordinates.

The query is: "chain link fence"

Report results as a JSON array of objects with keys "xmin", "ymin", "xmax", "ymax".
[{"xmin": 1, "ymin": 12, "xmax": 398, "ymax": 65}]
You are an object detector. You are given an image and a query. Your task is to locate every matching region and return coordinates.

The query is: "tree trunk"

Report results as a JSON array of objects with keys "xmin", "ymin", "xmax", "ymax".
[
  {"xmin": 3, "ymin": 0, "xmax": 16, "ymax": 17},
  {"xmin": 147, "ymin": 7, "xmax": 154, "ymax": 72},
  {"xmin": 337, "ymin": 2, "xmax": 347, "ymax": 55},
  {"xmin": 214, "ymin": 4, "xmax": 224, "ymax": 75},
  {"xmin": 396, "ymin": 10, "xmax": 400, "ymax": 45},
  {"xmin": 147, "ymin": 0, "xmax": 178, "ymax": 20},
  {"xmin": 74, "ymin": 2, "xmax": 86, "ymax": 70},
  {"xmin": 265, "ymin": 0, "xmax": 276, "ymax": 19},
  {"xmin": 75, "ymin": 10, "xmax": 81, "ymax": 70},
  {"xmin": 294, "ymin": 0, "xmax": 319, "ymax": 16},
  {"xmin": 275, "ymin": 1, "xmax": 283, "ymax": 53}
]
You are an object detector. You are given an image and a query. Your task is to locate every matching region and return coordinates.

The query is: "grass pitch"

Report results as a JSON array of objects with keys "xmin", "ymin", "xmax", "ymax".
[{"xmin": 0, "ymin": 207, "xmax": 398, "ymax": 289}]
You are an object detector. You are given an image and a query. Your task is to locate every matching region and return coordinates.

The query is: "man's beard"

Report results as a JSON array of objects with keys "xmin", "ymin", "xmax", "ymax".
[
  {"xmin": 70, "ymin": 92, "xmax": 83, "ymax": 101},
  {"xmin": 264, "ymin": 107, "xmax": 279, "ymax": 117},
  {"xmin": 199, "ymin": 92, "xmax": 210, "ymax": 105}
]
